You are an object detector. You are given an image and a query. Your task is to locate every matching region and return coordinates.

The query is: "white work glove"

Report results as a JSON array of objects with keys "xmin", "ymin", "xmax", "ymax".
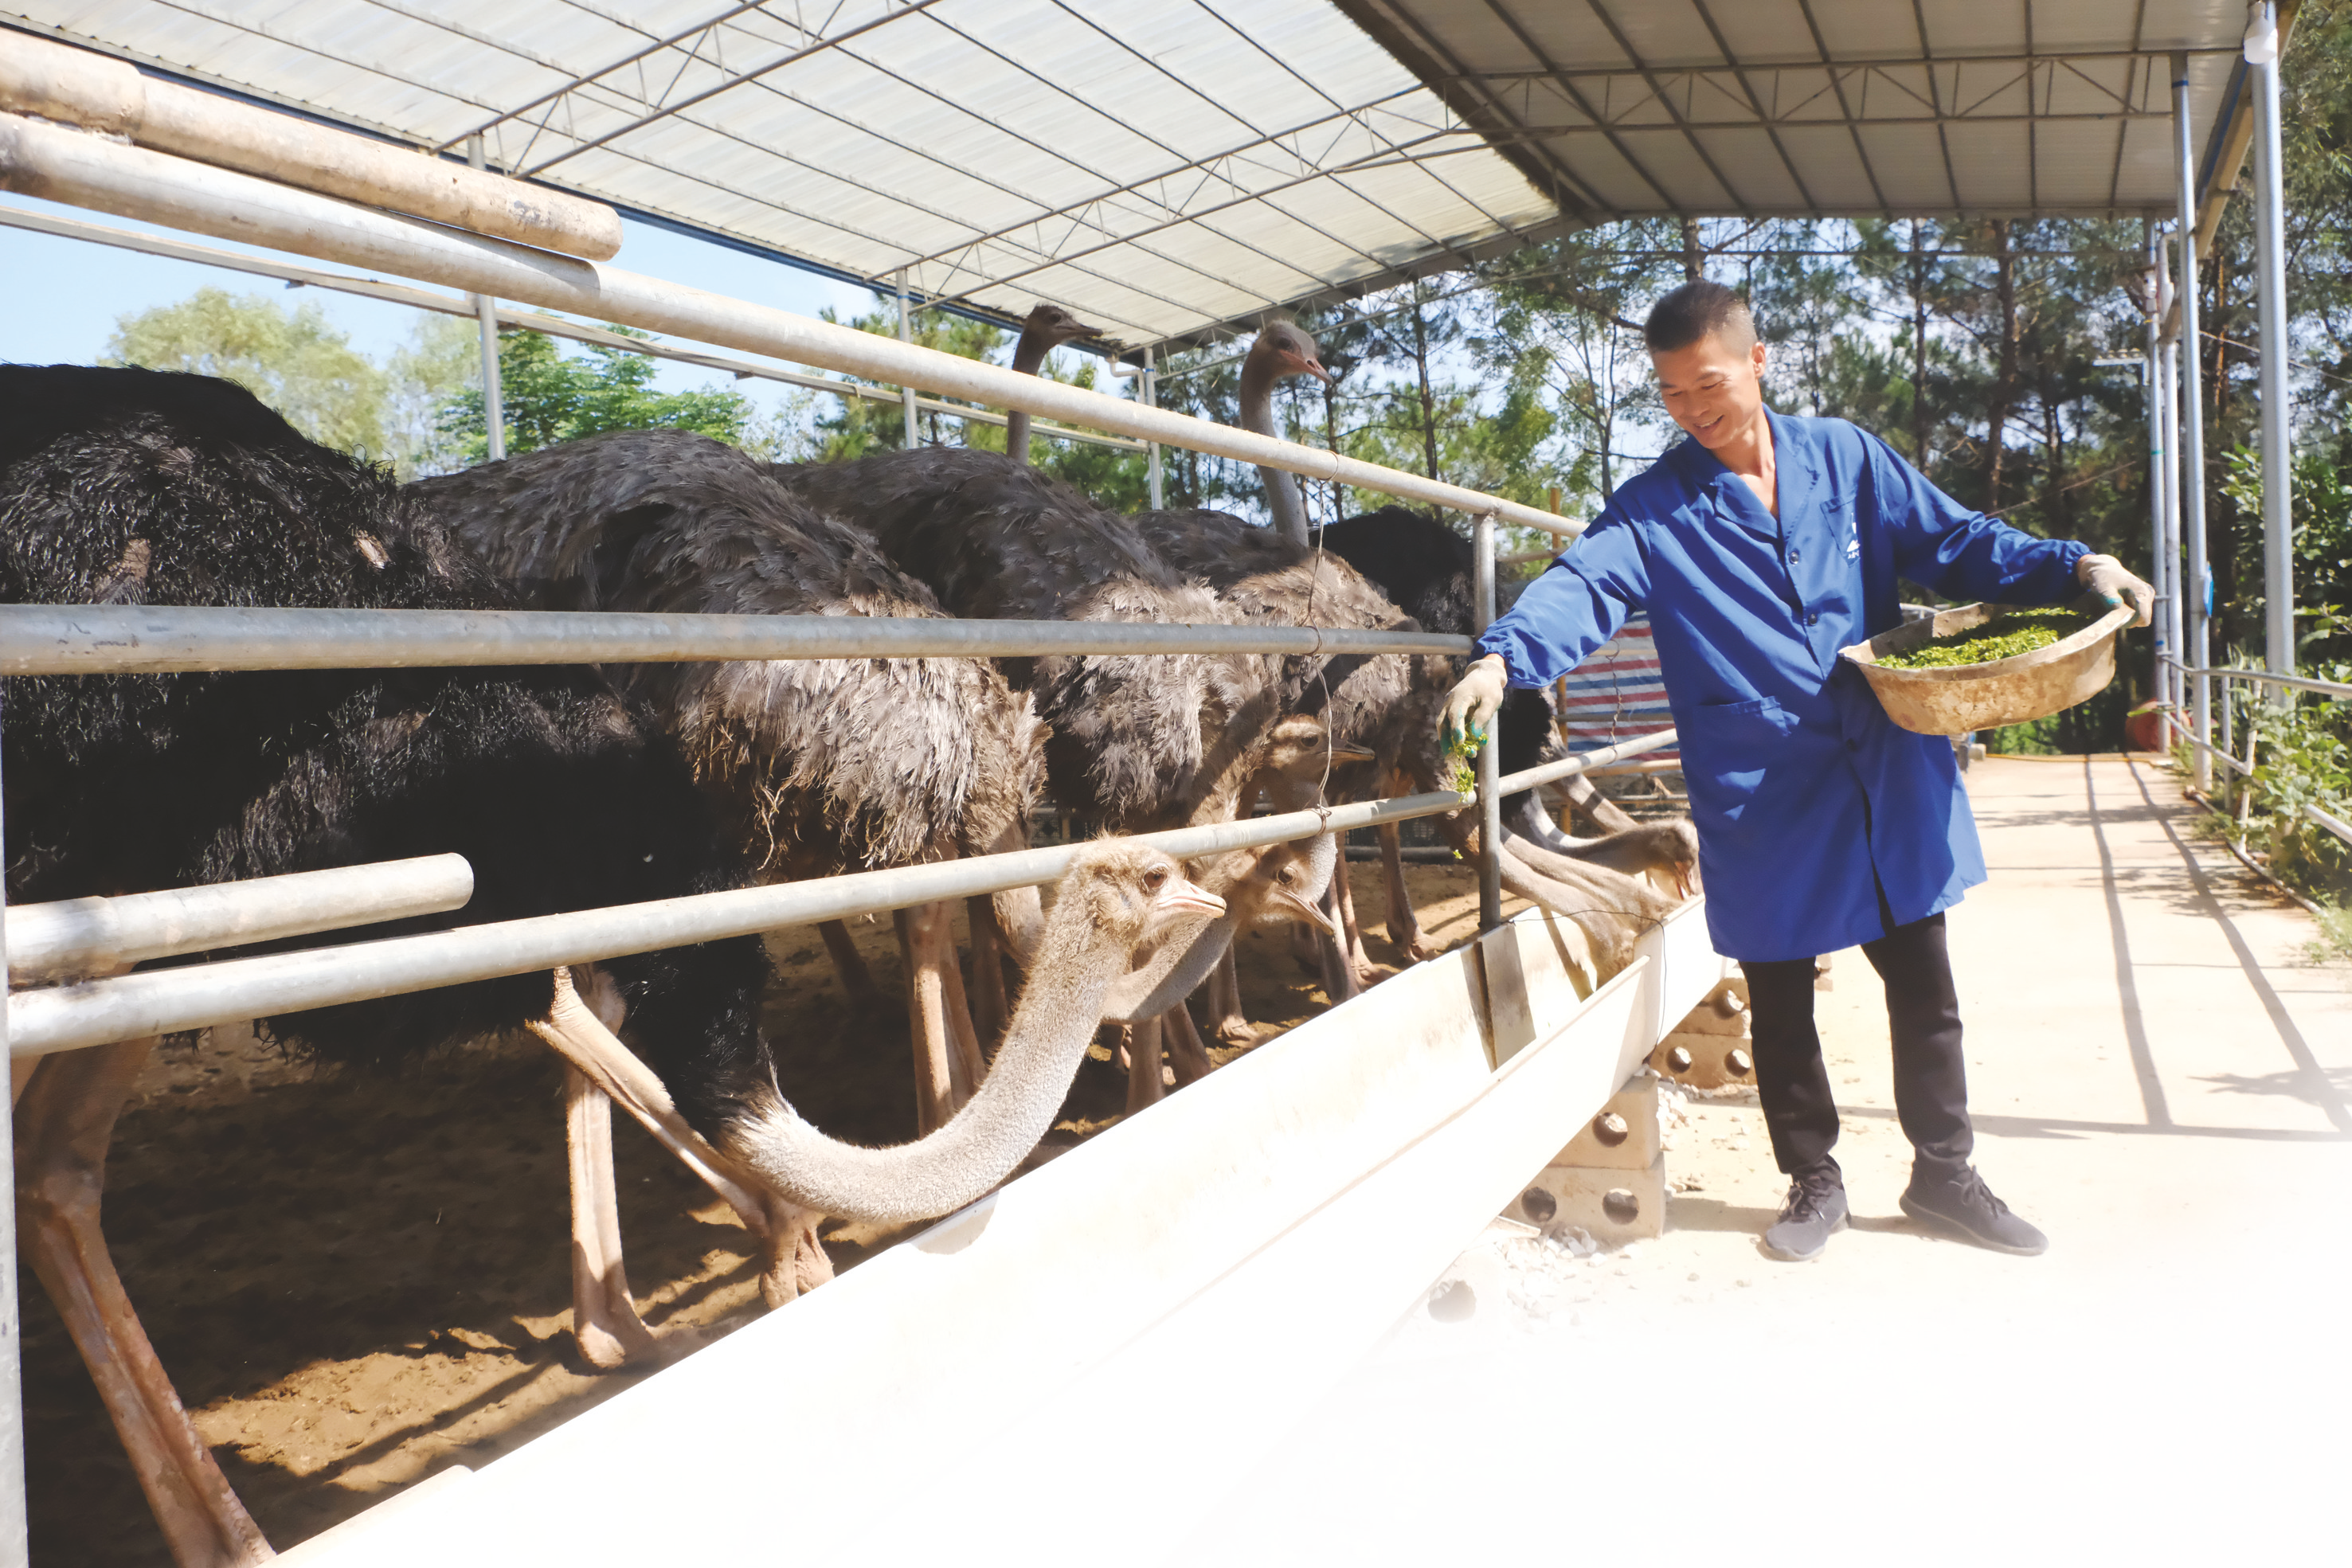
[
  {"xmin": 1439, "ymin": 654, "xmax": 1508, "ymax": 761},
  {"xmin": 2076, "ymin": 553, "xmax": 2155, "ymax": 628}
]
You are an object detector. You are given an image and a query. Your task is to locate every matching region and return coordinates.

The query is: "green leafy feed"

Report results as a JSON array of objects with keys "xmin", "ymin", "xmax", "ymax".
[
  {"xmin": 1445, "ymin": 732, "xmax": 1480, "ymax": 796},
  {"xmin": 1874, "ymin": 609, "xmax": 2100, "ymax": 671}
]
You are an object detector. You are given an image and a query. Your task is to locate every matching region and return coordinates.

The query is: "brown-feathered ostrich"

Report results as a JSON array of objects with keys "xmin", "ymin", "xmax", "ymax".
[
  {"xmin": 766, "ymin": 448, "xmax": 1336, "ymax": 1110},
  {"xmin": 1134, "ymin": 506, "xmax": 1445, "ymax": 1016},
  {"xmin": 2, "ymin": 366, "xmax": 1215, "ymax": 1568},
  {"xmin": 1004, "ymin": 303, "xmax": 1102, "ymax": 465},
  {"xmin": 413, "ymin": 430, "xmax": 1046, "ymax": 1136}
]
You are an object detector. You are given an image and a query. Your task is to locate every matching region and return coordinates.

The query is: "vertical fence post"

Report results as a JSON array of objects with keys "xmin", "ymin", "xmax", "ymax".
[
  {"xmin": 2174, "ymin": 51, "xmax": 2214, "ymax": 790},
  {"xmin": 0, "ymin": 757, "xmax": 26, "ymax": 1568},
  {"xmin": 1472, "ymin": 514, "xmax": 1502, "ymax": 933},
  {"xmin": 2160, "ymin": 255, "xmax": 2186, "ymax": 741},
  {"xmin": 896, "ymin": 268, "xmax": 918, "ymax": 450},
  {"xmin": 2248, "ymin": 2, "xmax": 2295, "ymax": 685},
  {"xmin": 465, "ymin": 136, "xmax": 504, "ymax": 463},
  {"xmin": 2144, "ymin": 222, "xmax": 2170, "ymax": 711},
  {"xmin": 1143, "ymin": 343, "xmax": 1164, "ymax": 511}
]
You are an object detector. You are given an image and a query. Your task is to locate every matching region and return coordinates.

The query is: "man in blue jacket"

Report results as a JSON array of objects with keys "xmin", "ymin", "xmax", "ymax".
[{"xmin": 1445, "ymin": 281, "xmax": 2153, "ymax": 1261}]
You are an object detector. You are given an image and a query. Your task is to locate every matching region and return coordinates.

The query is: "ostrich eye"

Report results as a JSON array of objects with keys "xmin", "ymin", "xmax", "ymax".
[{"xmin": 1142, "ymin": 866, "xmax": 1167, "ymax": 893}]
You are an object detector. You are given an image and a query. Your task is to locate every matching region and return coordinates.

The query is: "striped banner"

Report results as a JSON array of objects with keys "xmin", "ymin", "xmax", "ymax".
[{"xmin": 1555, "ymin": 613, "xmax": 1678, "ymax": 764}]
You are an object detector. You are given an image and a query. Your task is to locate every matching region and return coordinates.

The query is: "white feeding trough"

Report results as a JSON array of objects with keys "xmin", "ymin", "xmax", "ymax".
[{"xmin": 281, "ymin": 897, "xmax": 1729, "ymax": 1565}]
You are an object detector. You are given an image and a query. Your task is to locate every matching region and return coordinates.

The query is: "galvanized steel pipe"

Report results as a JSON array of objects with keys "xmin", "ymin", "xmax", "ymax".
[
  {"xmin": 1494, "ymin": 727, "xmax": 1682, "ymax": 798},
  {"xmin": 0, "ymin": 603, "xmax": 1470, "ymax": 677},
  {"xmin": 6, "ymin": 854, "xmax": 472, "ymax": 984},
  {"xmin": 2174, "ymin": 52, "xmax": 2215, "ymax": 791},
  {"xmin": 7, "ymin": 792, "xmax": 1467, "ymax": 1060},
  {"xmin": 2248, "ymin": 3, "xmax": 2295, "ymax": 682},
  {"xmin": 1473, "ymin": 516, "xmax": 1503, "ymax": 931},
  {"xmin": 0, "ymin": 114, "xmax": 1579, "ymax": 538},
  {"xmin": 0, "ymin": 34, "xmax": 622, "ymax": 259}
]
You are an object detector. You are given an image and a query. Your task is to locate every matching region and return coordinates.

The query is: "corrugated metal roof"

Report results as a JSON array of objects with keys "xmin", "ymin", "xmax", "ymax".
[
  {"xmin": 0, "ymin": 0, "xmax": 1563, "ymax": 346},
  {"xmin": 0, "ymin": 2, "xmax": 2264, "ymax": 348},
  {"xmin": 1335, "ymin": 0, "xmax": 2252, "ymax": 222}
]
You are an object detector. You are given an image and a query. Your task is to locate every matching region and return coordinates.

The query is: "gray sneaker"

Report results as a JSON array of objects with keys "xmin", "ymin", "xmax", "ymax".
[
  {"xmin": 1900, "ymin": 1164, "xmax": 2048, "ymax": 1255},
  {"xmin": 1761, "ymin": 1163, "xmax": 1848, "ymax": 1261}
]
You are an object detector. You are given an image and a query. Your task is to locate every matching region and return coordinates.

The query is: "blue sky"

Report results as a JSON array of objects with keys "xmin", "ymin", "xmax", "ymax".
[{"xmin": 0, "ymin": 190, "xmax": 893, "ymax": 409}]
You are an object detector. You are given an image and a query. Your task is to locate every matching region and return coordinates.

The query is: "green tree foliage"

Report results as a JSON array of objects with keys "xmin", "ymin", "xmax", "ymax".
[
  {"xmin": 106, "ymin": 287, "xmax": 389, "ymax": 460},
  {"xmin": 437, "ymin": 327, "xmax": 753, "ymax": 463}
]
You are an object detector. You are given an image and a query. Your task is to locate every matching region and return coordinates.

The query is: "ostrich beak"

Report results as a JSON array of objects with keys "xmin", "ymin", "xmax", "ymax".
[
  {"xmin": 1673, "ymin": 866, "xmax": 1696, "ymax": 900},
  {"xmin": 1296, "ymin": 354, "xmax": 1335, "ymax": 385},
  {"xmin": 1149, "ymin": 876, "xmax": 1226, "ymax": 926},
  {"xmin": 1270, "ymin": 886, "xmax": 1342, "ymax": 937},
  {"xmin": 1329, "ymin": 740, "xmax": 1378, "ymax": 763}
]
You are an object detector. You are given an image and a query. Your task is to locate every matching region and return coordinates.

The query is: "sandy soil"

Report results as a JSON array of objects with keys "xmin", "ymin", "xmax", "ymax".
[{"xmin": 23, "ymin": 858, "xmax": 1516, "ymax": 1565}]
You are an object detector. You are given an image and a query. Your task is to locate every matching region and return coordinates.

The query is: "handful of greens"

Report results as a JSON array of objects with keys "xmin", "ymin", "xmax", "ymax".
[
  {"xmin": 1445, "ymin": 731, "xmax": 1481, "ymax": 795},
  {"xmin": 1875, "ymin": 609, "xmax": 2098, "ymax": 671}
]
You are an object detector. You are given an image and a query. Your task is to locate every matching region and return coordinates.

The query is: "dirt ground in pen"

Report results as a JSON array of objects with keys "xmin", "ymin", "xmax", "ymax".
[{"xmin": 23, "ymin": 858, "xmax": 1514, "ymax": 1565}]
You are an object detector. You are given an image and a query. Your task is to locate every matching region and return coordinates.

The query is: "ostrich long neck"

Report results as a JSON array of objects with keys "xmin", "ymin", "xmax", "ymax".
[
  {"xmin": 727, "ymin": 901, "xmax": 1138, "ymax": 1225},
  {"xmin": 1240, "ymin": 350, "xmax": 1311, "ymax": 549},
  {"xmin": 1005, "ymin": 327, "xmax": 1054, "ymax": 466}
]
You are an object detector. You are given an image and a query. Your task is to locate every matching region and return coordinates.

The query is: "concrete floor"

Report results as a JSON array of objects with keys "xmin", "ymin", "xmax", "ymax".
[{"xmin": 1176, "ymin": 757, "xmax": 2352, "ymax": 1564}]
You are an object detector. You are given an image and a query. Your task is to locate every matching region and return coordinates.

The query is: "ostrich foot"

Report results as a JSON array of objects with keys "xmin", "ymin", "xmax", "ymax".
[
  {"xmin": 1331, "ymin": 854, "xmax": 1377, "ymax": 986},
  {"xmin": 754, "ymin": 1201, "xmax": 835, "ymax": 1309},
  {"xmin": 1379, "ymin": 823, "xmax": 1430, "ymax": 962},
  {"xmin": 1208, "ymin": 947, "xmax": 1252, "ymax": 1046},
  {"xmin": 18, "ymin": 1037, "xmax": 277, "ymax": 1566}
]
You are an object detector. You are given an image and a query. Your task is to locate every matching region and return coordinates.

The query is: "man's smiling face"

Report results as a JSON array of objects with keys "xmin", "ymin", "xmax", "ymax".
[{"xmin": 1651, "ymin": 331, "xmax": 1769, "ymax": 453}]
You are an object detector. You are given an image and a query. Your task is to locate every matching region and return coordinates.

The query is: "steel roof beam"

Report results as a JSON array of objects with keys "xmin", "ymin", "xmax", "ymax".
[{"xmin": 1576, "ymin": 0, "xmax": 1749, "ymax": 211}]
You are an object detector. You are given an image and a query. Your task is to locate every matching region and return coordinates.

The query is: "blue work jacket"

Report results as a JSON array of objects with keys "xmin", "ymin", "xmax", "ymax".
[{"xmin": 1479, "ymin": 411, "xmax": 2088, "ymax": 963}]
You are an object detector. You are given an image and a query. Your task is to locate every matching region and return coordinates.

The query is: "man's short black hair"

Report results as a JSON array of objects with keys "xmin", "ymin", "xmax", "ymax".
[{"xmin": 1643, "ymin": 280, "xmax": 1756, "ymax": 354}]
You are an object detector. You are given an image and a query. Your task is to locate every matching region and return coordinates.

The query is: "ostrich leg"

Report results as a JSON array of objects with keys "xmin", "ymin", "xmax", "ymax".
[
  {"xmin": 965, "ymin": 894, "xmax": 1012, "ymax": 1048},
  {"xmin": 817, "ymin": 920, "xmax": 886, "ymax": 1010},
  {"xmin": 1123, "ymin": 1015, "xmax": 1165, "ymax": 1115},
  {"xmin": 1207, "ymin": 945, "xmax": 1252, "ymax": 1046},
  {"xmin": 894, "ymin": 901, "xmax": 967, "ymax": 1133},
  {"xmin": 1378, "ymin": 823, "xmax": 1432, "ymax": 961},
  {"xmin": 18, "ymin": 1037, "xmax": 276, "ymax": 1567},
  {"xmin": 1160, "ymin": 1004, "xmax": 1214, "ymax": 1086},
  {"xmin": 1314, "ymin": 878, "xmax": 1362, "ymax": 1003},
  {"xmin": 1331, "ymin": 857, "xmax": 1375, "ymax": 986},
  {"xmin": 564, "ymin": 1066, "xmax": 659, "ymax": 1370}
]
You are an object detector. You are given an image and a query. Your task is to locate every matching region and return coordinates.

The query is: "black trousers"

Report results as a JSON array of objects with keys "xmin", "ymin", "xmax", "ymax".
[{"xmin": 1739, "ymin": 913, "xmax": 1973, "ymax": 1179}]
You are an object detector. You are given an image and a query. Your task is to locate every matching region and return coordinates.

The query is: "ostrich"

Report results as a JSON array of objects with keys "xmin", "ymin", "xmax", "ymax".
[
  {"xmin": 1232, "ymin": 319, "xmax": 1334, "ymax": 549},
  {"xmin": 413, "ymin": 429, "xmax": 1046, "ymax": 1135},
  {"xmin": 1134, "ymin": 506, "xmax": 1446, "ymax": 1012},
  {"xmin": 1, "ymin": 366, "xmax": 1218, "ymax": 1567},
  {"xmin": 1003, "ymin": 302, "xmax": 1103, "ymax": 465}
]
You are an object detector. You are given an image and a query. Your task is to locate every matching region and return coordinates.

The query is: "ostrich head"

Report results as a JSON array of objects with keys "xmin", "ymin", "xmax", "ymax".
[
  {"xmin": 1011, "ymin": 303, "xmax": 1105, "ymax": 374},
  {"xmin": 1221, "ymin": 834, "xmax": 1340, "ymax": 935},
  {"xmin": 1062, "ymin": 840, "xmax": 1225, "ymax": 943},
  {"xmin": 1249, "ymin": 320, "xmax": 1335, "ymax": 387},
  {"xmin": 1246, "ymin": 713, "xmax": 1374, "ymax": 809}
]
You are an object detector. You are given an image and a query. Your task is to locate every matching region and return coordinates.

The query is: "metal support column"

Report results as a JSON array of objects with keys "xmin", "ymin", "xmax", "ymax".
[
  {"xmin": 465, "ymin": 136, "xmax": 504, "ymax": 463},
  {"xmin": 2145, "ymin": 223, "xmax": 2170, "ymax": 708},
  {"xmin": 2174, "ymin": 52, "xmax": 2214, "ymax": 788},
  {"xmin": 1472, "ymin": 514, "xmax": 1502, "ymax": 933},
  {"xmin": 1143, "ymin": 343, "xmax": 1164, "ymax": 511},
  {"xmin": 0, "ymin": 761, "xmax": 25, "ymax": 1566},
  {"xmin": 2249, "ymin": 3, "xmax": 2295, "ymax": 681},
  {"xmin": 896, "ymin": 268, "xmax": 918, "ymax": 450}
]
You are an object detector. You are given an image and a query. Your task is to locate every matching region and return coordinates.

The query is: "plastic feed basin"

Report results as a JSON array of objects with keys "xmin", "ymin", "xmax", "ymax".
[{"xmin": 1837, "ymin": 596, "xmax": 2135, "ymax": 737}]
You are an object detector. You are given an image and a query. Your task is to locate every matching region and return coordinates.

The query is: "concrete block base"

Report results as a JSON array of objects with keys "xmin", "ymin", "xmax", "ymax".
[{"xmin": 1506, "ymin": 1152, "xmax": 1665, "ymax": 1244}]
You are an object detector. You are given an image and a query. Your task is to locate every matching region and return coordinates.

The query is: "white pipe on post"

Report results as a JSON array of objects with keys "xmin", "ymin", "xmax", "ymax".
[
  {"xmin": 2248, "ymin": 2, "xmax": 2295, "ymax": 682},
  {"xmin": 0, "ymin": 115, "xmax": 1579, "ymax": 537},
  {"xmin": 2175, "ymin": 51, "xmax": 2215, "ymax": 790},
  {"xmin": 897, "ymin": 268, "xmax": 918, "ymax": 451},
  {"xmin": 1473, "ymin": 514, "xmax": 1502, "ymax": 933},
  {"xmin": 0, "ymin": 774, "xmax": 25, "ymax": 1568},
  {"xmin": 467, "ymin": 136, "xmax": 505, "ymax": 463}
]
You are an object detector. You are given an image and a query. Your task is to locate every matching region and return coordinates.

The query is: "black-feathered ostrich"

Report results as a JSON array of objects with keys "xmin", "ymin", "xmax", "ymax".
[
  {"xmin": 1, "ymin": 366, "xmax": 1218, "ymax": 1568},
  {"xmin": 1319, "ymin": 506, "xmax": 1698, "ymax": 952},
  {"xmin": 1004, "ymin": 303, "xmax": 1103, "ymax": 465},
  {"xmin": 413, "ymin": 430, "xmax": 1046, "ymax": 1135},
  {"xmin": 767, "ymin": 448, "xmax": 1340, "ymax": 1109}
]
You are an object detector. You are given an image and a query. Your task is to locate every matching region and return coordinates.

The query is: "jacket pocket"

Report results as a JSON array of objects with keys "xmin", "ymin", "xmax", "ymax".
[{"xmin": 1678, "ymin": 695, "xmax": 1800, "ymax": 829}]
